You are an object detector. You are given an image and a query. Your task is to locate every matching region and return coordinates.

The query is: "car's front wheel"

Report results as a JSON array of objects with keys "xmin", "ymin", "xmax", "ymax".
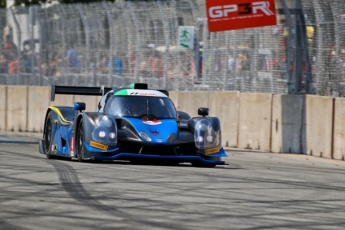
[
  {"xmin": 44, "ymin": 112, "xmax": 55, "ymax": 159},
  {"xmin": 76, "ymin": 120, "xmax": 85, "ymax": 162}
]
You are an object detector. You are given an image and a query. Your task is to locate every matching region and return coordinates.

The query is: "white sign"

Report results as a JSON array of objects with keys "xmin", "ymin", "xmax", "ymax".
[{"xmin": 178, "ymin": 26, "xmax": 194, "ymax": 49}]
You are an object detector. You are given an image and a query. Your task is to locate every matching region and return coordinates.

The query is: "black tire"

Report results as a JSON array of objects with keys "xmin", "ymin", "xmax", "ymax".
[
  {"xmin": 44, "ymin": 112, "xmax": 55, "ymax": 159},
  {"xmin": 76, "ymin": 120, "xmax": 85, "ymax": 162}
]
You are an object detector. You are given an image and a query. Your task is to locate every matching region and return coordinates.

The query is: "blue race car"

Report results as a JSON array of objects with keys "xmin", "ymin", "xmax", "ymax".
[{"xmin": 39, "ymin": 83, "xmax": 227, "ymax": 167}]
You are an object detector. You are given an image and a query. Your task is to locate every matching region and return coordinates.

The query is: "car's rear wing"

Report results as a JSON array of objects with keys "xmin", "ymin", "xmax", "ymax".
[{"xmin": 51, "ymin": 85, "xmax": 113, "ymax": 101}]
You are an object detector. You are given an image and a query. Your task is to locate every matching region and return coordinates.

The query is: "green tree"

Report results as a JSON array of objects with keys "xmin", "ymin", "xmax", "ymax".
[
  {"xmin": 0, "ymin": 0, "xmax": 6, "ymax": 7},
  {"xmin": 12, "ymin": 0, "xmax": 116, "ymax": 7}
]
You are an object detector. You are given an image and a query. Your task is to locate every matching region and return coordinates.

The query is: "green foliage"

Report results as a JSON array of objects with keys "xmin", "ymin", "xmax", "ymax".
[
  {"xmin": 12, "ymin": 0, "xmax": 116, "ymax": 7},
  {"xmin": 0, "ymin": 0, "xmax": 6, "ymax": 8},
  {"xmin": 13, "ymin": 0, "xmax": 51, "ymax": 6},
  {"xmin": 58, "ymin": 0, "xmax": 115, "ymax": 4}
]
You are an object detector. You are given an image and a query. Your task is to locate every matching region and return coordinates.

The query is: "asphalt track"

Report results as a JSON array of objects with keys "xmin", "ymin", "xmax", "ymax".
[{"xmin": 1, "ymin": 133, "xmax": 345, "ymax": 230}]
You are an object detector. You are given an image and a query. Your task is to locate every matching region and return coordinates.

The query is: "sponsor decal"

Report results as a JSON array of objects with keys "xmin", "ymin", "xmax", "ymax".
[
  {"xmin": 150, "ymin": 131, "xmax": 159, "ymax": 135},
  {"xmin": 115, "ymin": 89, "xmax": 167, "ymax": 97},
  {"xmin": 90, "ymin": 140, "xmax": 108, "ymax": 150},
  {"xmin": 130, "ymin": 92, "xmax": 157, "ymax": 96},
  {"xmin": 206, "ymin": 0, "xmax": 277, "ymax": 32},
  {"xmin": 205, "ymin": 147, "xmax": 220, "ymax": 155},
  {"xmin": 143, "ymin": 120, "xmax": 162, "ymax": 125}
]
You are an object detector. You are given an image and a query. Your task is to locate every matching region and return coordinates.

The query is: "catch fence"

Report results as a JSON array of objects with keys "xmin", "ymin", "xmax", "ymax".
[{"xmin": 0, "ymin": 0, "xmax": 345, "ymax": 95}]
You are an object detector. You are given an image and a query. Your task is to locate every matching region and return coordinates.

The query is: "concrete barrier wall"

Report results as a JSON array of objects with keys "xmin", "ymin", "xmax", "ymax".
[
  {"xmin": 237, "ymin": 93, "xmax": 272, "ymax": 151},
  {"xmin": 28, "ymin": 87, "xmax": 50, "ymax": 133},
  {"xmin": 271, "ymin": 95, "xmax": 304, "ymax": 154},
  {"xmin": 333, "ymin": 97, "xmax": 345, "ymax": 160},
  {"xmin": 177, "ymin": 92, "xmax": 210, "ymax": 117},
  {"xmin": 2, "ymin": 85, "xmax": 345, "ymax": 162},
  {"xmin": 168, "ymin": 91, "xmax": 179, "ymax": 108},
  {"xmin": 209, "ymin": 92, "xmax": 240, "ymax": 148},
  {"xmin": 304, "ymin": 95, "xmax": 333, "ymax": 158},
  {"xmin": 50, "ymin": 94, "xmax": 74, "ymax": 107},
  {"xmin": 7, "ymin": 86, "xmax": 28, "ymax": 132}
]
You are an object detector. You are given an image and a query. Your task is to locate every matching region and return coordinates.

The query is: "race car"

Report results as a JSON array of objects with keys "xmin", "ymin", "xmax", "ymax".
[{"xmin": 39, "ymin": 83, "xmax": 227, "ymax": 167}]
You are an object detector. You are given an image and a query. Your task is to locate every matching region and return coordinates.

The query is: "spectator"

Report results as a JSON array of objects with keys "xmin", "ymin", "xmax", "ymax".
[
  {"xmin": 139, "ymin": 53, "xmax": 151, "ymax": 78},
  {"xmin": 8, "ymin": 54, "xmax": 18, "ymax": 75},
  {"xmin": 228, "ymin": 54, "xmax": 235, "ymax": 73},
  {"xmin": 127, "ymin": 48, "xmax": 136, "ymax": 75},
  {"xmin": 0, "ymin": 53, "xmax": 8, "ymax": 74},
  {"xmin": 266, "ymin": 52, "xmax": 278, "ymax": 72},
  {"xmin": 65, "ymin": 44, "xmax": 81, "ymax": 73},
  {"xmin": 3, "ymin": 34, "xmax": 17, "ymax": 55},
  {"xmin": 98, "ymin": 56, "xmax": 109, "ymax": 74},
  {"xmin": 278, "ymin": 55, "xmax": 288, "ymax": 79},
  {"xmin": 214, "ymin": 51, "xmax": 225, "ymax": 73},
  {"xmin": 168, "ymin": 63, "xmax": 179, "ymax": 79},
  {"xmin": 240, "ymin": 53, "xmax": 251, "ymax": 71},
  {"xmin": 21, "ymin": 54, "xmax": 32, "ymax": 73},
  {"xmin": 41, "ymin": 59, "xmax": 49, "ymax": 76},
  {"xmin": 149, "ymin": 51, "xmax": 163, "ymax": 78},
  {"xmin": 109, "ymin": 52, "xmax": 123, "ymax": 76}
]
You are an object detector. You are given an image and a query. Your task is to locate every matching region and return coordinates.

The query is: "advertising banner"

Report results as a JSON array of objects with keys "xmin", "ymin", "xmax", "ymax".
[{"xmin": 206, "ymin": 0, "xmax": 277, "ymax": 32}]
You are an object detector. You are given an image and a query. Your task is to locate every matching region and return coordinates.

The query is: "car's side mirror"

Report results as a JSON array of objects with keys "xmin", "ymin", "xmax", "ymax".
[
  {"xmin": 73, "ymin": 102, "xmax": 86, "ymax": 111},
  {"xmin": 198, "ymin": 107, "xmax": 209, "ymax": 117}
]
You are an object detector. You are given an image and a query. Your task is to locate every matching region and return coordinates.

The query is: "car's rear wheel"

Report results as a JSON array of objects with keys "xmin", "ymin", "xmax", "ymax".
[
  {"xmin": 76, "ymin": 120, "xmax": 85, "ymax": 162},
  {"xmin": 44, "ymin": 112, "xmax": 55, "ymax": 159}
]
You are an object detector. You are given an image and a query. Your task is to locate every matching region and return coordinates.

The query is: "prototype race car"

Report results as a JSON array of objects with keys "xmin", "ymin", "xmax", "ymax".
[{"xmin": 39, "ymin": 83, "xmax": 227, "ymax": 167}]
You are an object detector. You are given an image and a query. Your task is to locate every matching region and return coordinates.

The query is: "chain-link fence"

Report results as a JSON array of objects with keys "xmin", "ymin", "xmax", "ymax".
[{"xmin": 0, "ymin": 0, "xmax": 345, "ymax": 95}]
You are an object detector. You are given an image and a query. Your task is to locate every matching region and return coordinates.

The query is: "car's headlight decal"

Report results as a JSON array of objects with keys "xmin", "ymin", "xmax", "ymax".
[
  {"xmin": 167, "ymin": 133, "xmax": 175, "ymax": 143},
  {"xmin": 194, "ymin": 119, "xmax": 220, "ymax": 150},
  {"xmin": 92, "ymin": 116, "xmax": 117, "ymax": 146},
  {"xmin": 140, "ymin": 131, "xmax": 152, "ymax": 142}
]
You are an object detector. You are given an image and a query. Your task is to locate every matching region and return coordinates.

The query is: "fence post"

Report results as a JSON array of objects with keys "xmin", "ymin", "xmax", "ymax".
[
  {"xmin": 157, "ymin": 0, "xmax": 169, "ymax": 89},
  {"xmin": 295, "ymin": 0, "xmax": 315, "ymax": 94},
  {"xmin": 77, "ymin": 4, "xmax": 90, "ymax": 73},
  {"xmin": 9, "ymin": 6, "xmax": 21, "ymax": 78},
  {"xmin": 102, "ymin": 1, "xmax": 115, "ymax": 79},
  {"xmin": 280, "ymin": 0, "xmax": 296, "ymax": 94},
  {"xmin": 128, "ymin": 1, "xmax": 141, "ymax": 82}
]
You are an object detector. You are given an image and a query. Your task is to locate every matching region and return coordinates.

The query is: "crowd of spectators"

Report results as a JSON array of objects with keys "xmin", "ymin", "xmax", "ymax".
[
  {"xmin": 0, "ymin": 34, "xmax": 291, "ymax": 83},
  {"xmin": 0, "ymin": 36, "xmax": 125, "ymax": 77}
]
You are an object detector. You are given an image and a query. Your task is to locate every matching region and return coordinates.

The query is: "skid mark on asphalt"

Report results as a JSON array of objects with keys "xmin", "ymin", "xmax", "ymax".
[{"xmin": 0, "ymin": 148, "xmax": 187, "ymax": 230}]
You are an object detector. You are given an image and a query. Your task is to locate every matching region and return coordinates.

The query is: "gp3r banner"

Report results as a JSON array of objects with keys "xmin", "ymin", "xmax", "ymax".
[{"xmin": 206, "ymin": 0, "xmax": 277, "ymax": 32}]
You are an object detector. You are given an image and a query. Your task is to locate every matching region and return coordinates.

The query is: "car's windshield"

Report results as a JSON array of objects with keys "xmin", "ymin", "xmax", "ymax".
[{"xmin": 104, "ymin": 96, "xmax": 177, "ymax": 119}]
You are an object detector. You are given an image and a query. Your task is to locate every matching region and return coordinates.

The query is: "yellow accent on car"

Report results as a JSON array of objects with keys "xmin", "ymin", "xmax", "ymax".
[
  {"xmin": 205, "ymin": 147, "xmax": 220, "ymax": 155},
  {"xmin": 49, "ymin": 106, "xmax": 70, "ymax": 123},
  {"xmin": 90, "ymin": 141, "xmax": 109, "ymax": 150}
]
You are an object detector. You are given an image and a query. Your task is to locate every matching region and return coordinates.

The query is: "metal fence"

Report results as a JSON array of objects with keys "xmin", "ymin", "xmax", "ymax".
[{"xmin": 0, "ymin": 0, "xmax": 345, "ymax": 95}]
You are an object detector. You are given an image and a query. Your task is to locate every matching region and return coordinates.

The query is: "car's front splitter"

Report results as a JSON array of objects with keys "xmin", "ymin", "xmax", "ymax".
[{"xmin": 92, "ymin": 153, "xmax": 226, "ymax": 165}]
